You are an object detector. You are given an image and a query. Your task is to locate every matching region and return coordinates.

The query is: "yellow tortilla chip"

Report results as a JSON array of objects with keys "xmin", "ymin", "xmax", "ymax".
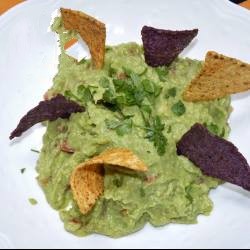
[
  {"xmin": 61, "ymin": 8, "xmax": 106, "ymax": 69},
  {"xmin": 70, "ymin": 148, "xmax": 148, "ymax": 214},
  {"xmin": 70, "ymin": 164, "xmax": 104, "ymax": 215},
  {"xmin": 183, "ymin": 51, "xmax": 250, "ymax": 102}
]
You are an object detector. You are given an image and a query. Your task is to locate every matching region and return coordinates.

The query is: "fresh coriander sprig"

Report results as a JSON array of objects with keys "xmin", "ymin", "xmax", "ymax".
[
  {"xmin": 105, "ymin": 118, "xmax": 133, "ymax": 136},
  {"xmin": 31, "ymin": 149, "xmax": 40, "ymax": 154},
  {"xmin": 103, "ymin": 69, "xmax": 167, "ymax": 156},
  {"xmin": 155, "ymin": 66, "xmax": 168, "ymax": 82},
  {"xmin": 99, "ymin": 69, "xmax": 167, "ymax": 156},
  {"xmin": 65, "ymin": 85, "xmax": 94, "ymax": 104},
  {"xmin": 165, "ymin": 87, "xmax": 177, "ymax": 99},
  {"xmin": 145, "ymin": 116, "xmax": 168, "ymax": 156},
  {"xmin": 171, "ymin": 101, "xmax": 186, "ymax": 116}
]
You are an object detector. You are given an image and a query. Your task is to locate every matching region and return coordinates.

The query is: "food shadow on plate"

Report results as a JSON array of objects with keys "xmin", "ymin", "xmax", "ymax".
[
  {"xmin": 222, "ymin": 183, "xmax": 250, "ymax": 199},
  {"xmin": 231, "ymin": 90, "xmax": 250, "ymax": 101}
]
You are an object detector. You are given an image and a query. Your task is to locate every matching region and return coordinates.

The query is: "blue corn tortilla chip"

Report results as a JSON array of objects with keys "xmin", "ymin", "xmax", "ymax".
[
  {"xmin": 141, "ymin": 26, "xmax": 198, "ymax": 67},
  {"xmin": 10, "ymin": 95, "xmax": 85, "ymax": 140},
  {"xmin": 177, "ymin": 123, "xmax": 250, "ymax": 191}
]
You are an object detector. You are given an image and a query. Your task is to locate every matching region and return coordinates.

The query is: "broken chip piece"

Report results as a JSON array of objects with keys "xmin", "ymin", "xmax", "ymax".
[
  {"xmin": 61, "ymin": 8, "xmax": 106, "ymax": 69},
  {"xmin": 70, "ymin": 148, "xmax": 148, "ymax": 214},
  {"xmin": 10, "ymin": 95, "xmax": 85, "ymax": 140},
  {"xmin": 177, "ymin": 123, "xmax": 250, "ymax": 191},
  {"xmin": 141, "ymin": 26, "xmax": 198, "ymax": 67},
  {"xmin": 183, "ymin": 51, "xmax": 250, "ymax": 102}
]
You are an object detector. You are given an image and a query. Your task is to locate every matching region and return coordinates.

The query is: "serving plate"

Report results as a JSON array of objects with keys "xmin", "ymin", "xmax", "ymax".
[{"xmin": 1, "ymin": 0, "xmax": 250, "ymax": 248}]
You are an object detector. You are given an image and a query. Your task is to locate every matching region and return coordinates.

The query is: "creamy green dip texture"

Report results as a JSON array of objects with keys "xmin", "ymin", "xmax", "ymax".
[{"xmin": 36, "ymin": 18, "xmax": 231, "ymax": 237}]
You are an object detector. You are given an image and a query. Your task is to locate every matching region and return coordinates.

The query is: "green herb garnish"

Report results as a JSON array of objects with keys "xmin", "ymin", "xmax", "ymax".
[
  {"xmin": 65, "ymin": 86, "xmax": 93, "ymax": 104},
  {"xmin": 204, "ymin": 123, "xmax": 219, "ymax": 136},
  {"xmin": 171, "ymin": 101, "xmax": 186, "ymax": 116},
  {"xmin": 145, "ymin": 116, "xmax": 167, "ymax": 156},
  {"xmin": 31, "ymin": 149, "xmax": 40, "ymax": 154},
  {"xmin": 142, "ymin": 79, "xmax": 155, "ymax": 94},
  {"xmin": 29, "ymin": 198, "xmax": 38, "ymax": 206},
  {"xmin": 104, "ymin": 69, "xmax": 166, "ymax": 155},
  {"xmin": 77, "ymin": 85, "xmax": 93, "ymax": 103},
  {"xmin": 155, "ymin": 66, "xmax": 168, "ymax": 82},
  {"xmin": 20, "ymin": 168, "xmax": 26, "ymax": 174},
  {"xmin": 100, "ymin": 77, "xmax": 111, "ymax": 88},
  {"xmin": 165, "ymin": 87, "xmax": 177, "ymax": 99},
  {"xmin": 77, "ymin": 58, "xmax": 87, "ymax": 64},
  {"xmin": 105, "ymin": 118, "xmax": 133, "ymax": 136}
]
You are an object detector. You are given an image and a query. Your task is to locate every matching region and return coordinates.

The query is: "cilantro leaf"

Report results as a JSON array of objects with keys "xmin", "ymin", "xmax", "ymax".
[
  {"xmin": 116, "ymin": 121, "xmax": 132, "ymax": 136},
  {"xmin": 64, "ymin": 90, "xmax": 82, "ymax": 103},
  {"xmin": 113, "ymin": 79, "xmax": 126, "ymax": 92},
  {"xmin": 204, "ymin": 123, "xmax": 219, "ymax": 136},
  {"xmin": 99, "ymin": 78, "xmax": 118, "ymax": 106},
  {"xmin": 104, "ymin": 68, "xmax": 167, "ymax": 155},
  {"xmin": 115, "ymin": 95, "xmax": 127, "ymax": 106},
  {"xmin": 77, "ymin": 85, "xmax": 93, "ymax": 103},
  {"xmin": 134, "ymin": 88, "xmax": 145, "ymax": 106},
  {"xmin": 105, "ymin": 118, "xmax": 133, "ymax": 136},
  {"xmin": 65, "ymin": 85, "xmax": 93, "ymax": 104},
  {"xmin": 165, "ymin": 87, "xmax": 177, "ymax": 99},
  {"xmin": 154, "ymin": 116, "xmax": 165, "ymax": 131},
  {"xmin": 142, "ymin": 79, "xmax": 154, "ymax": 94},
  {"xmin": 77, "ymin": 58, "xmax": 87, "ymax": 64},
  {"xmin": 171, "ymin": 101, "xmax": 186, "ymax": 116},
  {"xmin": 103, "ymin": 89, "xmax": 116, "ymax": 104},
  {"xmin": 29, "ymin": 198, "xmax": 38, "ymax": 206},
  {"xmin": 130, "ymin": 72, "xmax": 141, "ymax": 85},
  {"xmin": 141, "ymin": 105, "xmax": 152, "ymax": 115},
  {"xmin": 21, "ymin": 168, "xmax": 26, "ymax": 174},
  {"xmin": 155, "ymin": 66, "xmax": 168, "ymax": 82},
  {"xmin": 100, "ymin": 77, "xmax": 110, "ymax": 88},
  {"xmin": 31, "ymin": 149, "xmax": 40, "ymax": 154},
  {"xmin": 105, "ymin": 119, "xmax": 120, "ymax": 129},
  {"xmin": 154, "ymin": 85, "xmax": 163, "ymax": 97},
  {"xmin": 145, "ymin": 116, "xmax": 167, "ymax": 156}
]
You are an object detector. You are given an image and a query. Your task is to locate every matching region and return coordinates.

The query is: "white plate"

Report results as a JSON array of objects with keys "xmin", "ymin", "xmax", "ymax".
[{"xmin": 1, "ymin": 0, "xmax": 250, "ymax": 248}]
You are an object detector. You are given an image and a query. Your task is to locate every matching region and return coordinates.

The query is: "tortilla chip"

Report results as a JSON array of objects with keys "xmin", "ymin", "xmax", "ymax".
[
  {"xmin": 70, "ymin": 164, "xmax": 104, "ymax": 215},
  {"xmin": 70, "ymin": 148, "xmax": 148, "ymax": 214},
  {"xmin": 177, "ymin": 123, "xmax": 250, "ymax": 191},
  {"xmin": 183, "ymin": 51, "xmax": 250, "ymax": 102},
  {"xmin": 61, "ymin": 8, "xmax": 106, "ymax": 69},
  {"xmin": 141, "ymin": 26, "xmax": 198, "ymax": 67},
  {"xmin": 87, "ymin": 148, "xmax": 148, "ymax": 172},
  {"xmin": 10, "ymin": 95, "xmax": 85, "ymax": 140}
]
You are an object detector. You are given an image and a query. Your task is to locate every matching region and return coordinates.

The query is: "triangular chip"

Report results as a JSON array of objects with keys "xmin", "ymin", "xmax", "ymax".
[
  {"xmin": 10, "ymin": 95, "xmax": 85, "ymax": 140},
  {"xmin": 177, "ymin": 124, "xmax": 250, "ymax": 191},
  {"xmin": 70, "ymin": 148, "xmax": 148, "ymax": 214},
  {"xmin": 61, "ymin": 8, "xmax": 106, "ymax": 69},
  {"xmin": 70, "ymin": 164, "xmax": 104, "ymax": 215},
  {"xmin": 141, "ymin": 26, "xmax": 198, "ymax": 67},
  {"xmin": 183, "ymin": 51, "xmax": 250, "ymax": 102}
]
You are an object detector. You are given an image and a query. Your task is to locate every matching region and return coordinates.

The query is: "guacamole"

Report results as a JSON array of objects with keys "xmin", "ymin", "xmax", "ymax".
[{"xmin": 36, "ymin": 18, "xmax": 231, "ymax": 237}]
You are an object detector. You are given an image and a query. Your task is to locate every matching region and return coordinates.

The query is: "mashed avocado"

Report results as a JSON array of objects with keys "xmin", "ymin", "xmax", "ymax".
[{"xmin": 36, "ymin": 18, "xmax": 231, "ymax": 237}]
